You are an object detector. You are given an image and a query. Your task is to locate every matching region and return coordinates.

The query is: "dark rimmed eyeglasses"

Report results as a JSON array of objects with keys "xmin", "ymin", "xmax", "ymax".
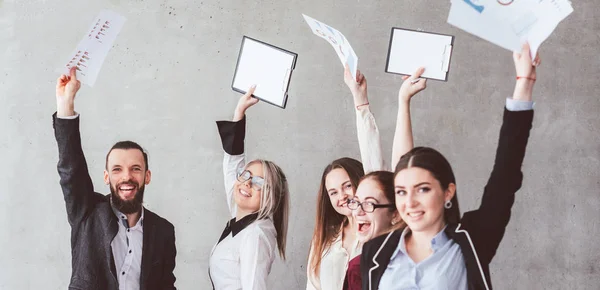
[
  {"xmin": 236, "ymin": 168, "xmax": 265, "ymax": 191},
  {"xmin": 347, "ymin": 199, "xmax": 395, "ymax": 213}
]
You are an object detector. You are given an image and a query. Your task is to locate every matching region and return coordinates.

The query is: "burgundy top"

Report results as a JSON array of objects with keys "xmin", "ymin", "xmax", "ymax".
[{"xmin": 343, "ymin": 256, "xmax": 361, "ymax": 290}]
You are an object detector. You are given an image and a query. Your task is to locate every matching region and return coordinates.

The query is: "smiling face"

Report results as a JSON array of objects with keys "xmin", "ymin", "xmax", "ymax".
[
  {"xmin": 104, "ymin": 148, "xmax": 151, "ymax": 214},
  {"xmin": 394, "ymin": 167, "xmax": 455, "ymax": 235},
  {"xmin": 233, "ymin": 162, "xmax": 264, "ymax": 215},
  {"xmin": 352, "ymin": 177, "xmax": 398, "ymax": 244},
  {"xmin": 325, "ymin": 168, "xmax": 355, "ymax": 217}
]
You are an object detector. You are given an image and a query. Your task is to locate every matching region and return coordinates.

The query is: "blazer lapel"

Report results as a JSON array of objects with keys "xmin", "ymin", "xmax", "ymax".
[
  {"xmin": 368, "ymin": 230, "xmax": 401, "ymax": 290},
  {"xmin": 102, "ymin": 204, "xmax": 119, "ymax": 284},
  {"xmin": 140, "ymin": 210, "xmax": 156, "ymax": 290}
]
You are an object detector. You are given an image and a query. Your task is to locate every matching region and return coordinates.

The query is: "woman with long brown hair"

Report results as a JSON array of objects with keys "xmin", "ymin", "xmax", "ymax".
[
  {"xmin": 306, "ymin": 66, "xmax": 428, "ymax": 290},
  {"xmin": 360, "ymin": 43, "xmax": 539, "ymax": 290}
]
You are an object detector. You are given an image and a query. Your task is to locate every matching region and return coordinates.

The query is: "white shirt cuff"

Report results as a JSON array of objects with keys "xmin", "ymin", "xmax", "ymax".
[
  {"xmin": 57, "ymin": 113, "xmax": 79, "ymax": 119},
  {"xmin": 506, "ymin": 98, "xmax": 534, "ymax": 111}
]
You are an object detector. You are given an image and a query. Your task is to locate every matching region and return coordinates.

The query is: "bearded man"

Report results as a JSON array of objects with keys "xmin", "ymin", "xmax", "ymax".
[{"xmin": 52, "ymin": 67, "xmax": 176, "ymax": 290}]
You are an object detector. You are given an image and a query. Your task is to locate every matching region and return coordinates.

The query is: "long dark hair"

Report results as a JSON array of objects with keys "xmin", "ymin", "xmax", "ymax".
[
  {"xmin": 394, "ymin": 147, "xmax": 461, "ymax": 225},
  {"xmin": 309, "ymin": 157, "xmax": 364, "ymax": 279}
]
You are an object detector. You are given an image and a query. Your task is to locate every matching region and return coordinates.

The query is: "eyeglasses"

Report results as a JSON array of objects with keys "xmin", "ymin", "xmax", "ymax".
[
  {"xmin": 347, "ymin": 199, "xmax": 395, "ymax": 213},
  {"xmin": 236, "ymin": 169, "xmax": 265, "ymax": 191}
]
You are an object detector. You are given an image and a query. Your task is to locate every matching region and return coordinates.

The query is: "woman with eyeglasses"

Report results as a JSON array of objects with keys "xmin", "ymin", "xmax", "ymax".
[
  {"xmin": 342, "ymin": 171, "xmax": 405, "ymax": 290},
  {"xmin": 360, "ymin": 44, "xmax": 540, "ymax": 290},
  {"xmin": 209, "ymin": 85, "xmax": 290, "ymax": 290},
  {"xmin": 307, "ymin": 66, "xmax": 427, "ymax": 290}
]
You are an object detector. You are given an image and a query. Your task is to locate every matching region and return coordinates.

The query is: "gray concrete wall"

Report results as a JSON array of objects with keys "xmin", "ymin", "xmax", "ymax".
[{"xmin": 1, "ymin": 0, "xmax": 599, "ymax": 289}]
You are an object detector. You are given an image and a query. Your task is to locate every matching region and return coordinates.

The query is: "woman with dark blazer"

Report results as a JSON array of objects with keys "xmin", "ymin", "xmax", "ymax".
[{"xmin": 360, "ymin": 43, "xmax": 540, "ymax": 290}]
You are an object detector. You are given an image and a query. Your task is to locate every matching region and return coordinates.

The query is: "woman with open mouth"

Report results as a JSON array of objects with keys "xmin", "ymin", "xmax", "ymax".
[
  {"xmin": 307, "ymin": 65, "xmax": 428, "ymax": 290},
  {"xmin": 209, "ymin": 85, "xmax": 290, "ymax": 289},
  {"xmin": 342, "ymin": 171, "xmax": 405, "ymax": 290},
  {"xmin": 359, "ymin": 43, "xmax": 540, "ymax": 290}
]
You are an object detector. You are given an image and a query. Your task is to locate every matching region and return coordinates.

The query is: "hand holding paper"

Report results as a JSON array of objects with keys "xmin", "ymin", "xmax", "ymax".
[
  {"xmin": 343, "ymin": 64, "xmax": 368, "ymax": 106},
  {"xmin": 399, "ymin": 67, "xmax": 428, "ymax": 103},
  {"xmin": 233, "ymin": 85, "xmax": 260, "ymax": 121},
  {"xmin": 57, "ymin": 10, "xmax": 126, "ymax": 87},
  {"xmin": 56, "ymin": 67, "xmax": 81, "ymax": 117},
  {"xmin": 512, "ymin": 42, "xmax": 539, "ymax": 102}
]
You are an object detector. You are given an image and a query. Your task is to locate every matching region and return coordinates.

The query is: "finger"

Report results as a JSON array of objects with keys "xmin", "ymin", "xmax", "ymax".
[
  {"xmin": 246, "ymin": 84, "xmax": 257, "ymax": 96},
  {"xmin": 344, "ymin": 63, "xmax": 351, "ymax": 76},
  {"xmin": 402, "ymin": 75, "xmax": 409, "ymax": 81},
  {"xmin": 69, "ymin": 66, "xmax": 77, "ymax": 81},
  {"xmin": 533, "ymin": 53, "xmax": 541, "ymax": 66},
  {"xmin": 412, "ymin": 67, "xmax": 426, "ymax": 79},
  {"xmin": 57, "ymin": 75, "xmax": 67, "ymax": 84},
  {"xmin": 521, "ymin": 42, "xmax": 532, "ymax": 61}
]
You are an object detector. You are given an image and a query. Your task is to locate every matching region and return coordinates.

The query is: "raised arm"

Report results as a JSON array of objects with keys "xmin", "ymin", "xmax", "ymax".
[
  {"xmin": 216, "ymin": 86, "xmax": 259, "ymax": 217},
  {"xmin": 468, "ymin": 43, "xmax": 538, "ymax": 263},
  {"xmin": 53, "ymin": 67, "xmax": 101, "ymax": 227},
  {"xmin": 344, "ymin": 66, "xmax": 385, "ymax": 173},
  {"xmin": 391, "ymin": 67, "xmax": 428, "ymax": 170}
]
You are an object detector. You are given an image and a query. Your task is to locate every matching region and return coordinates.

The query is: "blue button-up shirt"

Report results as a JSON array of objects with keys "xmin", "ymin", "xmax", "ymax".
[{"xmin": 378, "ymin": 226, "xmax": 467, "ymax": 290}]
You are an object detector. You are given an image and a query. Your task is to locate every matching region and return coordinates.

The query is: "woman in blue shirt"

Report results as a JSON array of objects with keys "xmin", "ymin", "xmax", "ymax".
[{"xmin": 360, "ymin": 43, "xmax": 540, "ymax": 290}]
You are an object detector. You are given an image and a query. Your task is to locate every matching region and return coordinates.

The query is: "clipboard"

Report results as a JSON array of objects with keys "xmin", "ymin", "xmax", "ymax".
[
  {"xmin": 232, "ymin": 36, "xmax": 298, "ymax": 109},
  {"xmin": 385, "ymin": 27, "xmax": 454, "ymax": 81}
]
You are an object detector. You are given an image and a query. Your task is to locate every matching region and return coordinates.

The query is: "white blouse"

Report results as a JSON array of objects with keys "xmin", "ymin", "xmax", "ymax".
[
  {"xmin": 209, "ymin": 153, "xmax": 278, "ymax": 290},
  {"xmin": 306, "ymin": 105, "xmax": 387, "ymax": 290}
]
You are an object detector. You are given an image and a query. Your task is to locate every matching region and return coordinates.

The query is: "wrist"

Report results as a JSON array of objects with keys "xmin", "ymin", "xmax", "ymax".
[
  {"xmin": 233, "ymin": 107, "xmax": 246, "ymax": 121},
  {"xmin": 56, "ymin": 100, "xmax": 75, "ymax": 117},
  {"xmin": 398, "ymin": 93, "xmax": 411, "ymax": 104},
  {"xmin": 352, "ymin": 92, "xmax": 368, "ymax": 107},
  {"xmin": 512, "ymin": 80, "xmax": 534, "ymax": 101}
]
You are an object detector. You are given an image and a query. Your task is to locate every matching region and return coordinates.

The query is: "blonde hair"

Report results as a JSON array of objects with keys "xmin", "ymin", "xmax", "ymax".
[{"xmin": 246, "ymin": 159, "xmax": 289, "ymax": 260}]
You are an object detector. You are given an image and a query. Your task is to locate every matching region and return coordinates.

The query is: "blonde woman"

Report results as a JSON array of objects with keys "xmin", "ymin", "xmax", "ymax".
[{"xmin": 209, "ymin": 86, "xmax": 290, "ymax": 290}]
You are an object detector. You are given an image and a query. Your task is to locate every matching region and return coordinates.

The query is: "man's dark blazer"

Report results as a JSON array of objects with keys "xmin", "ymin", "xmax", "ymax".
[{"xmin": 53, "ymin": 113, "xmax": 177, "ymax": 290}]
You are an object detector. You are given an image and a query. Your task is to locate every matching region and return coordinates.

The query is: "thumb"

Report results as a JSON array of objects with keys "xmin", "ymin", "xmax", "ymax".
[
  {"xmin": 69, "ymin": 66, "xmax": 78, "ymax": 81},
  {"xmin": 245, "ymin": 84, "xmax": 257, "ymax": 97},
  {"xmin": 521, "ymin": 42, "xmax": 532, "ymax": 62}
]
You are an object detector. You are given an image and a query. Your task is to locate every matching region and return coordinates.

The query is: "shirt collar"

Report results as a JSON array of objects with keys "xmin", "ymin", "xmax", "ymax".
[
  {"xmin": 216, "ymin": 212, "xmax": 259, "ymax": 244},
  {"xmin": 110, "ymin": 196, "xmax": 144, "ymax": 228},
  {"xmin": 394, "ymin": 225, "xmax": 450, "ymax": 258},
  {"xmin": 230, "ymin": 212, "xmax": 259, "ymax": 237}
]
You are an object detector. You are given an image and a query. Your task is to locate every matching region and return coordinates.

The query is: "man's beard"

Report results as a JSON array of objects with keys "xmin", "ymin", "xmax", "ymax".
[{"xmin": 110, "ymin": 180, "xmax": 145, "ymax": 214}]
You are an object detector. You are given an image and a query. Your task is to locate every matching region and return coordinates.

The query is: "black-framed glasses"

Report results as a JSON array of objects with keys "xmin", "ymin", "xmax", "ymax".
[
  {"xmin": 347, "ymin": 199, "xmax": 395, "ymax": 213},
  {"xmin": 236, "ymin": 168, "xmax": 265, "ymax": 191}
]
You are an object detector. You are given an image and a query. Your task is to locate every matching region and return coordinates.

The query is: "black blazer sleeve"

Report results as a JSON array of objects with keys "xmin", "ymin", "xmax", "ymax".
[
  {"xmin": 216, "ymin": 115, "xmax": 246, "ymax": 155},
  {"xmin": 162, "ymin": 223, "xmax": 177, "ymax": 289},
  {"xmin": 53, "ymin": 113, "xmax": 103, "ymax": 227},
  {"xmin": 461, "ymin": 108, "xmax": 534, "ymax": 265}
]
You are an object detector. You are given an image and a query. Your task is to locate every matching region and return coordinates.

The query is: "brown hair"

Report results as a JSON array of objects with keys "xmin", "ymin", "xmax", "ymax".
[
  {"xmin": 360, "ymin": 171, "xmax": 405, "ymax": 232},
  {"xmin": 308, "ymin": 158, "xmax": 364, "ymax": 279},
  {"xmin": 394, "ymin": 147, "xmax": 461, "ymax": 225}
]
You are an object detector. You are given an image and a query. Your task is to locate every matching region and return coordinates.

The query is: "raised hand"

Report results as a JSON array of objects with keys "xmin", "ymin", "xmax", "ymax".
[
  {"xmin": 513, "ymin": 42, "xmax": 540, "ymax": 102},
  {"xmin": 56, "ymin": 67, "xmax": 81, "ymax": 117},
  {"xmin": 343, "ymin": 64, "xmax": 368, "ymax": 106},
  {"xmin": 233, "ymin": 85, "xmax": 259, "ymax": 121},
  {"xmin": 398, "ymin": 67, "xmax": 427, "ymax": 103}
]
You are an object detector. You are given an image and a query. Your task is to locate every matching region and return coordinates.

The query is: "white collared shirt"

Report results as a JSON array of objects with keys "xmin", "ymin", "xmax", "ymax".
[
  {"xmin": 306, "ymin": 231, "xmax": 361, "ymax": 290},
  {"xmin": 209, "ymin": 217, "xmax": 277, "ymax": 290},
  {"xmin": 209, "ymin": 152, "xmax": 278, "ymax": 289},
  {"xmin": 111, "ymin": 205, "xmax": 144, "ymax": 290}
]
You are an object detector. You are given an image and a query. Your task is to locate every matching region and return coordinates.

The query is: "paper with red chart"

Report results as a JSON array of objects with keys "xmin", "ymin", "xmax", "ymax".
[
  {"xmin": 57, "ymin": 10, "xmax": 126, "ymax": 87},
  {"xmin": 302, "ymin": 14, "xmax": 358, "ymax": 81}
]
